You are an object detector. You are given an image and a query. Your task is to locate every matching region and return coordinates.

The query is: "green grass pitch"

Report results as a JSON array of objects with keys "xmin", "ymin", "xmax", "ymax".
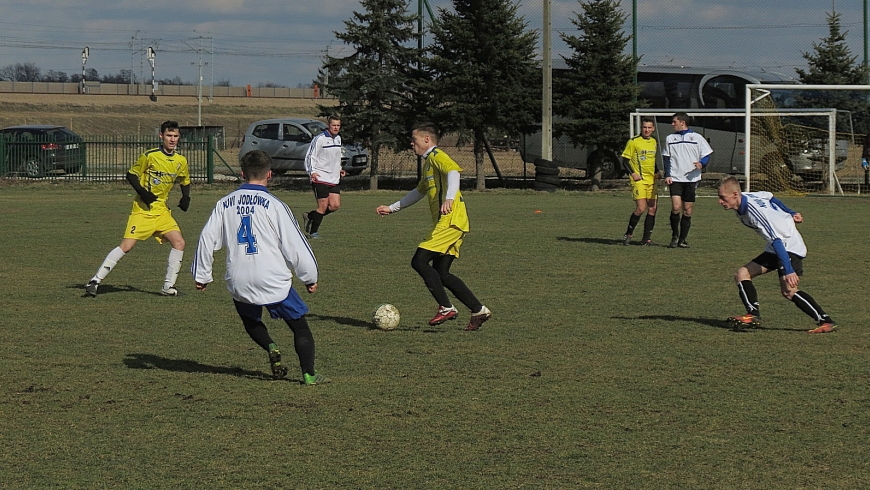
[{"xmin": 2, "ymin": 182, "xmax": 869, "ymax": 488}]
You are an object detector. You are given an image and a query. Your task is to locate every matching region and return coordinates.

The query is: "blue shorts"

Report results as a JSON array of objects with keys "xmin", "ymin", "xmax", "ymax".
[{"xmin": 233, "ymin": 288, "xmax": 309, "ymax": 322}]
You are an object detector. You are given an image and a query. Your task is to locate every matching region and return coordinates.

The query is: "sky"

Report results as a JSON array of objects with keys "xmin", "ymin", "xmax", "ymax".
[{"xmin": 0, "ymin": 0, "xmax": 866, "ymax": 88}]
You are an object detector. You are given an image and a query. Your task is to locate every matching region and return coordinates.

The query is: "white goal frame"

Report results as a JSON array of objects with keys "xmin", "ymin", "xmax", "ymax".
[
  {"xmin": 630, "ymin": 107, "xmax": 841, "ymax": 194},
  {"xmin": 746, "ymin": 83, "xmax": 870, "ymax": 194}
]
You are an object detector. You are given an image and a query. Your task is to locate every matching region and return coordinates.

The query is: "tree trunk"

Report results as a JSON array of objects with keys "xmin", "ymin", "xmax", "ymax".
[
  {"xmin": 474, "ymin": 133, "xmax": 485, "ymax": 190},
  {"xmin": 369, "ymin": 144, "xmax": 379, "ymax": 191}
]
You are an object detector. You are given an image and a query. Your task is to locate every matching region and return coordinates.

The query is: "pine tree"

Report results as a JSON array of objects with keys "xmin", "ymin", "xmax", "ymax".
[
  {"xmin": 318, "ymin": 0, "xmax": 420, "ymax": 190},
  {"xmin": 796, "ymin": 10, "xmax": 870, "ymax": 134},
  {"xmin": 555, "ymin": 0, "xmax": 638, "ymax": 187},
  {"xmin": 425, "ymin": 0, "xmax": 540, "ymax": 190},
  {"xmin": 796, "ymin": 11, "xmax": 867, "ymax": 85}
]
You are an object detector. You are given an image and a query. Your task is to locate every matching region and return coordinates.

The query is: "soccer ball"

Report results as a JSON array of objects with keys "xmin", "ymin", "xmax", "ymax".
[{"xmin": 372, "ymin": 303, "xmax": 400, "ymax": 331}]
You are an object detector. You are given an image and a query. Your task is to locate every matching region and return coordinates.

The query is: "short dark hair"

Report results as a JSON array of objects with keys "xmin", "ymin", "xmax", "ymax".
[
  {"xmin": 240, "ymin": 150, "xmax": 272, "ymax": 180},
  {"xmin": 160, "ymin": 120, "xmax": 180, "ymax": 134},
  {"xmin": 412, "ymin": 122, "xmax": 440, "ymax": 142},
  {"xmin": 641, "ymin": 116, "xmax": 655, "ymax": 125},
  {"xmin": 672, "ymin": 112, "xmax": 690, "ymax": 125},
  {"xmin": 327, "ymin": 114, "xmax": 341, "ymax": 124}
]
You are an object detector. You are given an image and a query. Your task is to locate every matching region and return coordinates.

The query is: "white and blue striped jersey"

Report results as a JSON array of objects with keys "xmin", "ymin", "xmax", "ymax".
[
  {"xmin": 304, "ymin": 130, "xmax": 343, "ymax": 185},
  {"xmin": 192, "ymin": 183, "xmax": 318, "ymax": 305},
  {"xmin": 736, "ymin": 191, "xmax": 807, "ymax": 258},
  {"xmin": 662, "ymin": 129, "xmax": 713, "ymax": 182}
]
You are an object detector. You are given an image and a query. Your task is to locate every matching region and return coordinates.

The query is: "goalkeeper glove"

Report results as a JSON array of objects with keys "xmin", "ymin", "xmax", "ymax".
[
  {"xmin": 137, "ymin": 189, "xmax": 158, "ymax": 204},
  {"xmin": 863, "ymin": 158, "xmax": 869, "ymax": 170},
  {"xmin": 178, "ymin": 195, "xmax": 191, "ymax": 212}
]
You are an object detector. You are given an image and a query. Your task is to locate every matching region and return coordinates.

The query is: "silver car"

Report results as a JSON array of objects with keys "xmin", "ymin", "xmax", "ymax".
[{"xmin": 239, "ymin": 118, "xmax": 368, "ymax": 176}]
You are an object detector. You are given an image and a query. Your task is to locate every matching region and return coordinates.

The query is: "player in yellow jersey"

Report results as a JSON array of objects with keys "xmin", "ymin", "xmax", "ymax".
[
  {"xmin": 85, "ymin": 120, "xmax": 192, "ymax": 297},
  {"xmin": 376, "ymin": 123, "xmax": 492, "ymax": 331},
  {"xmin": 621, "ymin": 117, "xmax": 660, "ymax": 246}
]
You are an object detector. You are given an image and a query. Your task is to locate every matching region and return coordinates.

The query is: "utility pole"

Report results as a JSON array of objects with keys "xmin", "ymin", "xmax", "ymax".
[
  {"xmin": 541, "ymin": 0, "xmax": 552, "ymax": 162},
  {"xmin": 148, "ymin": 47, "xmax": 157, "ymax": 102},
  {"xmin": 81, "ymin": 47, "xmax": 89, "ymax": 94},
  {"xmin": 190, "ymin": 36, "xmax": 208, "ymax": 126}
]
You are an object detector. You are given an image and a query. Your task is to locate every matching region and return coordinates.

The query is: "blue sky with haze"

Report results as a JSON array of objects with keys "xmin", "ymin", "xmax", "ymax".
[{"xmin": 0, "ymin": 0, "xmax": 864, "ymax": 88}]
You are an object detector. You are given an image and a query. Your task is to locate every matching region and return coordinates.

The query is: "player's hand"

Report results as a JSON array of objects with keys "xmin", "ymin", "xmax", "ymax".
[
  {"xmin": 139, "ymin": 190, "xmax": 158, "ymax": 204},
  {"xmin": 440, "ymin": 199, "xmax": 453, "ymax": 215},
  {"xmin": 178, "ymin": 195, "xmax": 191, "ymax": 212},
  {"xmin": 340, "ymin": 169, "xmax": 347, "ymax": 177},
  {"xmin": 792, "ymin": 212, "xmax": 803, "ymax": 224},
  {"xmin": 665, "ymin": 177, "xmax": 673, "ymax": 185},
  {"xmin": 863, "ymin": 158, "xmax": 869, "ymax": 170},
  {"xmin": 310, "ymin": 172, "xmax": 320, "ymax": 182},
  {"xmin": 306, "ymin": 282, "xmax": 318, "ymax": 294},
  {"xmin": 631, "ymin": 172, "xmax": 641, "ymax": 181},
  {"xmin": 783, "ymin": 272, "xmax": 800, "ymax": 289},
  {"xmin": 195, "ymin": 282, "xmax": 207, "ymax": 291},
  {"xmin": 376, "ymin": 205, "xmax": 392, "ymax": 216},
  {"xmin": 693, "ymin": 162, "xmax": 702, "ymax": 169}
]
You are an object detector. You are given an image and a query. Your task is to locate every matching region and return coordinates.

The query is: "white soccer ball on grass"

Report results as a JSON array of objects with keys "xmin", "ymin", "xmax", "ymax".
[{"xmin": 372, "ymin": 303, "xmax": 400, "ymax": 331}]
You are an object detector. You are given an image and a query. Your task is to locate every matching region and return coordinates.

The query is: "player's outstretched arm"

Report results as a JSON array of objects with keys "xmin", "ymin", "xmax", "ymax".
[{"xmin": 126, "ymin": 172, "xmax": 157, "ymax": 204}]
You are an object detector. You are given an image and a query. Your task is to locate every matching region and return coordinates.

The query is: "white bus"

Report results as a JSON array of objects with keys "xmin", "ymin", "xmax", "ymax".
[{"xmin": 520, "ymin": 64, "xmax": 799, "ymax": 179}]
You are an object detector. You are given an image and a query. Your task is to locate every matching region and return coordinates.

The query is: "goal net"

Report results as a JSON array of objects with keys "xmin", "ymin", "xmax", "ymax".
[
  {"xmin": 630, "ymin": 108, "xmax": 841, "ymax": 196},
  {"xmin": 746, "ymin": 84, "xmax": 870, "ymax": 196}
]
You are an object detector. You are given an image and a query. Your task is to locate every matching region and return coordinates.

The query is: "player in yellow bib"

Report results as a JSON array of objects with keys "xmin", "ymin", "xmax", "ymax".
[
  {"xmin": 85, "ymin": 120, "xmax": 191, "ymax": 297},
  {"xmin": 376, "ymin": 123, "xmax": 491, "ymax": 331},
  {"xmin": 621, "ymin": 116, "xmax": 660, "ymax": 246}
]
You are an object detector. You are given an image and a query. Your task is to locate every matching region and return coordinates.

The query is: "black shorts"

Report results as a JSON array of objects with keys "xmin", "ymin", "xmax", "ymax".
[
  {"xmin": 668, "ymin": 181, "xmax": 698, "ymax": 202},
  {"xmin": 751, "ymin": 251, "xmax": 804, "ymax": 277},
  {"xmin": 311, "ymin": 182, "xmax": 341, "ymax": 200}
]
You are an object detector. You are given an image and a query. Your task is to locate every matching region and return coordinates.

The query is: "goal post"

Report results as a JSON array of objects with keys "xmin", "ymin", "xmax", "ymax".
[
  {"xmin": 629, "ymin": 108, "xmax": 839, "ymax": 194},
  {"xmin": 745, "ymin": 83, "xmax": 870, "ymax": 195}
]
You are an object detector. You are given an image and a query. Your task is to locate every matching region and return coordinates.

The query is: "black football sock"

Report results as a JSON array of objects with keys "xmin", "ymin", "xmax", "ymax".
[
  {"xmin": 285, "ymin": 316, "xmax": 316, "ymax": 376},
  {"xmin": 309, "ymin": 211, "xmax": 325, "ymax": 233},
  {"xmin": 434, "ymin": 254, "xmax": 482, "ymax": 312},
  {"xmin": 791, "ymin": 291, "xmax": 832, "ymax": 323},
  {"xmin": 411, "ymin": 248, "xmax": 452, "ymax": 307},
  {"xmin": 242, "ymin": 319, "xmax": 274, "ymax": 351},
  {"xmin": 642, "ymin": 214, "xmax": 656, "ymax": 241},
  {"xmin": 625, "ymin": 213, "xmax": 641, "ymax": 236},
  {"xmin": 738, "ymin": 280, "xmax": 760, "ymax": 315},
  {"xmin": 679, "ymin": 215, "xmax": 692, "ymax": 242},
  {"xmin": 670, "ymin": 212, "xmax": 680, "ymax": 239}
]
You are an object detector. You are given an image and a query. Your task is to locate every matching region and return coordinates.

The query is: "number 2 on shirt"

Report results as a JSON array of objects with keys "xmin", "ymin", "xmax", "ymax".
[{"xmin": 237, "ymin": 215, "xmax": 257, "ymax": 254}]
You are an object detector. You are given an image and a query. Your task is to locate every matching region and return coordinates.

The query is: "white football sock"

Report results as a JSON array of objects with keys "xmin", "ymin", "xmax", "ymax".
[
  {"xmin": 164, "ymin": 248, "xmax": 184, "ymax": 290},
  {"xmin": 93, "ymin": 247, "xmax": 126, "ymax": 282}
]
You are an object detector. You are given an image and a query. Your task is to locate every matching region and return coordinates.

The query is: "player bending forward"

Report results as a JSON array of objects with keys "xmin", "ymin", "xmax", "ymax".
[
  {"xmin": 717, "ymin": 176, "xmax": 837, "ymax": 334},
  {"xmin": 376, "ymin": 122, "xmax": 492, "ymax": 331},
  {"xmin": 192, "ymin": 150, "xmax": 325, "ymax": 384}
]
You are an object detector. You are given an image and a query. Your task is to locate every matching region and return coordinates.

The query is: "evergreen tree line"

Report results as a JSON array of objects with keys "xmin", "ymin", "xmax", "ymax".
[{"xmin": 319, "ymin": 0, "xmax": 869, "ymax": 189}]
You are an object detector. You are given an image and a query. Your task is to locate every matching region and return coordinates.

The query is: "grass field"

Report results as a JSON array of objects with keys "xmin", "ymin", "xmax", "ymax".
[{"xmin": 2, "ymin": 182, "xmax": 870, "ymax": 488}]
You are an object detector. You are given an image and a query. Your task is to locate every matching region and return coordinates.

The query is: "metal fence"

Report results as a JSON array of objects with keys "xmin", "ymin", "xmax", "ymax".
[{"xmin": 0, "ymin": 134, "xmax": 233, "ymax": 183}]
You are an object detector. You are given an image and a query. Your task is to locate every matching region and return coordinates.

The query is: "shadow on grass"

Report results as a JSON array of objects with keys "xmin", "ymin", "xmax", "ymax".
[
  {"xmin": 307, "ymin": 313, "xmax": 373, "ymax": 329},
  {"xmin": 306, "ymin": 313, "xmax": 445, "ymax": 333},
  {"xmin": 68, "ymin": 283, "xmax": 168, "ymax": 297},
  {"xmin": 557, "ymin": 236, "xmax": 624, "ymax": 246},
  {"xmin": 618, "ymin": 314, "xmax": 807, "ymax": 333},
  {"xmin": 123, "ymin": 353, "xmax": 274, "ymax": 381}
]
